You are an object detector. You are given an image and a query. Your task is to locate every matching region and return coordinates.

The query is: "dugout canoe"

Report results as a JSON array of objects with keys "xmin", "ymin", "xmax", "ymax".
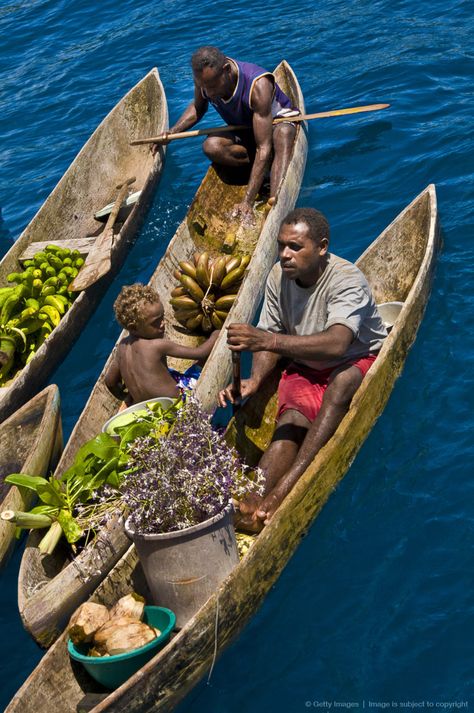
[
  {"xmin": 0, "ymin": 68, "xmax": 168, "ymax": 423},
  {"xmin": 16, "ymin": 61, "xmax": 307, "ymax": 648},
  {"xmin": 6, "ymin": 185, "xmax": 440, "ymax": 712},
  {"xmin": 0, "ymin": 384, "xmax": 62, "ymax": 568}
]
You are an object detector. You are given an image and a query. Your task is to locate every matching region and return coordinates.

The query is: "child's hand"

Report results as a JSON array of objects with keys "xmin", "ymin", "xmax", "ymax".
[{"xmin": 208, "ymin": 330, "xmax": 221, "ymax": 342}]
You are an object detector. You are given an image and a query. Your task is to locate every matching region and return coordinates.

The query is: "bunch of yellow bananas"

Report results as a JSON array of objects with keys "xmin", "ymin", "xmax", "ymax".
[
  {"xmin": 170, "ymin": 251, "xmax": 250, "ymax": 333},
  {"xmin": 0, "ymin": 245, "xmax": 81, "ymax": 383}
]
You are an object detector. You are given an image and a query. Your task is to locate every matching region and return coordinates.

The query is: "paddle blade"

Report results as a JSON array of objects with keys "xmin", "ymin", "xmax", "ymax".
[{"xmin": 68, "ymin": 231, "xmax": 113, "ymax": 291}]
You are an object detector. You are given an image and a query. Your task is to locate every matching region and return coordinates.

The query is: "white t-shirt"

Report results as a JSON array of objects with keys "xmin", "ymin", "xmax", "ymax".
[{"xmin": 257, "ymin": 253, "xmax": 387, "ymax": 370}]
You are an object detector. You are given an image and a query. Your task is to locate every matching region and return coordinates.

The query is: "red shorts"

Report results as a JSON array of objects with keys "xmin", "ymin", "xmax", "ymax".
[{"xmin": 277, "ymin": 354, "xmax": 378, "ymax": 423}]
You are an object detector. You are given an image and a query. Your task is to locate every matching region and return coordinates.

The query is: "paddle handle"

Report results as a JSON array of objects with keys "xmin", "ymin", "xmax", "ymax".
[
  {"xmin": 104, "ymin": 177, "xmax": 136, "ymax": 232},
  {"xmin": 68, "ymin": 177, "xmax": 136, "ymax": 292},
  {"xmin": 230, "ymin": 351, "xmax": 242, "ymax": 414},
  {"xmin": 130, "ymin": 103, "xmax": 390, "ymax": 145}
]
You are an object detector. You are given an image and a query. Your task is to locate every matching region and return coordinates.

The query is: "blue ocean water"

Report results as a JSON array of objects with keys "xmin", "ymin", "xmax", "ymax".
[{"xmin": 1, "ymin": 0, "xmax": 473, "ymax": 710}]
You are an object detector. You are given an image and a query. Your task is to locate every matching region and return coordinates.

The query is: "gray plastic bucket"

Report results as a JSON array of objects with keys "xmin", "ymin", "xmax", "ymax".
[{"xmin": 125, "ymin": 503, "xmax": 239, "ymax": 627}]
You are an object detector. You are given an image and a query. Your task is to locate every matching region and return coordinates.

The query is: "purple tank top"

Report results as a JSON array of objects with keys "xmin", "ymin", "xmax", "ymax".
[{"xmin": 203, "ymin": 59, "xmax": 297, "ymax": 127}]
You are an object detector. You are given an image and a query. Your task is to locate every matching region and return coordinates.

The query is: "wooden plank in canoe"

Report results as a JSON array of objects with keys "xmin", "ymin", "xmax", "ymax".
[
  {"xmin": 0, "ymin": 68, "xmax": 168, "ymax": 423},
  {"xmin": 3, "ymin": 185, "xmax": 440, "ymax": 713},
  {"xmin": 19, "ymin": 237, "xmax": 97, "ymax": 261},
  {"xmin": 15, "ymin": 60, "xmax": 307, "ymax": 650}
]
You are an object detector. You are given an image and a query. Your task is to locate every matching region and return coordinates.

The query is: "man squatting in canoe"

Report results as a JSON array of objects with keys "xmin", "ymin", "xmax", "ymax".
[
  {"xmin": 218, "ymin": 208, "xmax": 388, "ymax": 531},
  {"xmin": 152, "ymin": 46, "xmax": 299, "ymax": 225},
  {"xmin": 104, "ymin": 284, "xmax": 219, "ymax": 404}
]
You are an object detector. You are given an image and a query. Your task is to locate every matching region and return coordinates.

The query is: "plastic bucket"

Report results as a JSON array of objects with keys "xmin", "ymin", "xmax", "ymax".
[
  {"xmin": 68, "ymin": 605, "xmax": 176, "ymax": 689},
  {"xmin": 125, "ymin": 503, "xmax": 239, "ymax": 628}
]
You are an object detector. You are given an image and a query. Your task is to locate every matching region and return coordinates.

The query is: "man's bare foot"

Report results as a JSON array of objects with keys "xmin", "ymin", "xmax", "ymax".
[
  {"xmin": 255, "ymin": 490, "xmax": 284, "ymax": 526},
  {"xmin": 234, "ymin": 510, "xmax": 264, "ymax": 534},
  {"xmin": 233, "ymin": 493, "xmax": 264, "ymax": 534}
]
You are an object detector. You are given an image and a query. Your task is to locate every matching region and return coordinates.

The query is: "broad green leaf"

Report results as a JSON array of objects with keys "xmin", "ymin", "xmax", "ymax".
[
  {"xmin": 57, "ymin": 510, "xmax": 83, "ymax": 544},
  {"xmin": 120, "ymin": 422, "xmax": 151, "ymax": 446},
  {"xmin": 106, "ymin": 469, "xmax": 121, "ymax": 488},
  {"xmin": 30, "ymin": 504, "xmax": 58, "ymax": 516},
  {"xmin": 37, "ymin": 481, "xmax": 66, "ymax": 507},
  {"xmin": 74, "ymin": 433, "xmax": 119, "ymax": 465},
  {"xmin": 4, "ymin": 474, "xmax": 49, "ymax": 491}
]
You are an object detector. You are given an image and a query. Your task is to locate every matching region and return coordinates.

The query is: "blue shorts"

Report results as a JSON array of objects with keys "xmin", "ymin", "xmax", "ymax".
[{"xmin": 168, "ymin": 364, "xmax": 201, "ymax": 391}]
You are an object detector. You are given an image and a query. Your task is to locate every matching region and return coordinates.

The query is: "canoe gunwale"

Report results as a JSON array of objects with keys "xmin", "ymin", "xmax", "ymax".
[{"xmin": 0, "ymin": 385, "xmax": 62, "ymax": 568}]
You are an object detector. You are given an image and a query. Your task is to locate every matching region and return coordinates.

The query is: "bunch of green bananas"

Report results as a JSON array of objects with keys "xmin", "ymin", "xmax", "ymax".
[
  {"xmin": 0, "ymin": 245, "xmax": 83, "ymax": 384},
  {"xmin": 170, "ymin": 251, "xmax": 250, "ymax": 333}
]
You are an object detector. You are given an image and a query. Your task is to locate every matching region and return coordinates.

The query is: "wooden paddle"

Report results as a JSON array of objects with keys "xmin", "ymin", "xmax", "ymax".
[
  {"xmin": 130, "ymin": 103, "xmax": 390, "ymax": 145},
  {"xmin": 230, "ymin": 351, "xmax": 242, "ymax": 414},
  {"xmin": 69, "ymin": 177, "xmax": 136, "ymax": 291}
]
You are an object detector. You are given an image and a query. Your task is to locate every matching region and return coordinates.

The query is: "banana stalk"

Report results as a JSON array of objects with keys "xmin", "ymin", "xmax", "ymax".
[
  {"xmin": 38, "ymin": 520, "xmax": 63, "ymax": 556},
  {"xmin": 1, "ymin": 510, "xmax": 53, "ymax": 529}
]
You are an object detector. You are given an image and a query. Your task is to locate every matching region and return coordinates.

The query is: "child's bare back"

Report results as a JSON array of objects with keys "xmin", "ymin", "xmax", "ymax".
[
  {"xmin": 115, "ymin": 335, "xmax": 181, "ymax": 402},
  {"xmin": 104, "ymin": 284, "xmax": 219, "ymax": 405}
]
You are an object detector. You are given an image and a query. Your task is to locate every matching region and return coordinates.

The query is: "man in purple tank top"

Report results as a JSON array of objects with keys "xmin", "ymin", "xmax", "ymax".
[{"xmin": 153, "ymin": 46, "xmax": 299, "ymax": 226}]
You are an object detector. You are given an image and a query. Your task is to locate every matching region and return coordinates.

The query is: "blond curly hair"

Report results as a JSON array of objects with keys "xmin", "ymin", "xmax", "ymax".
[{"xmin": 114, "ymin": 283, "xmax": 161, "ymax": 332}]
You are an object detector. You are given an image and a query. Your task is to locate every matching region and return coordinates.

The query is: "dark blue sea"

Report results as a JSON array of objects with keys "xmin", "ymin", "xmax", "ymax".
[{"xmin": 1, "ymin": 0, "xmax": 473, "ymax": 710}]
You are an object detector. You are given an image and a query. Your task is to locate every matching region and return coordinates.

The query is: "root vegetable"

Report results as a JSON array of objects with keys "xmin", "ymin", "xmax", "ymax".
[
  {"xmin": 94, "ymin": 616, "xmax": 156, "ymax": 655},
  {"xmin": 68, "ymin": 602, "xmax": 110, "ymax": 644},
  {"xmin": 109, "ymin": 593, "xmax": 145, "ymax": 621}
]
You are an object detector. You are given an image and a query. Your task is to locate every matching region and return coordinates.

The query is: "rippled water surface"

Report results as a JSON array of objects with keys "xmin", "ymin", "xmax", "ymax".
[{"xmin": 1, "ymin": 0, "xmax": 473, "ymax": 710}]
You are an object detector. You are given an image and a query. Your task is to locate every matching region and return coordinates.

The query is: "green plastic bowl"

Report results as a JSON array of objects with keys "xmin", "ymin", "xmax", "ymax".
[{"xmin": 68, "ymin": 606, "xmax": 176, "ymax": 689}]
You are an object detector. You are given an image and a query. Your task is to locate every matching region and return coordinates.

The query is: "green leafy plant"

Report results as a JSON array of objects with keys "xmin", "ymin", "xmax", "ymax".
[{"xmin": 2, "ymin": 400, "xmax": 180, "ymax": 555}]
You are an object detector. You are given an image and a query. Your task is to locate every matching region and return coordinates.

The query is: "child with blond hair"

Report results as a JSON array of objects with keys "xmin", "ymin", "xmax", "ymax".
[{"xmin": 104, "ymin": 283, "xmax": 219, "ymax": 405}]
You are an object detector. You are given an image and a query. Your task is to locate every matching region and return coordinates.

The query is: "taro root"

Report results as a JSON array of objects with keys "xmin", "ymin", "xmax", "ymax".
[
  {"xmin": 109, "ymin": 593, "xmax": 145, "ymax": 622},
  {"xmin": 93, "ymin": 616, "xmax": 156, "ymax": 656},
  {"xmin": 68, "ymin": 602, "xmax": 110, "ymax": 644},
  {"xmin": 93, "ymin": 615, "xmax": 137, "ymax": 649}
]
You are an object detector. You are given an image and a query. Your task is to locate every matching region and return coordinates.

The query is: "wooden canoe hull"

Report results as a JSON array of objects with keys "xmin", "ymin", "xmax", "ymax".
[
  {"xmin": 0, "ymin": 68, "xmax": 168, "ymax": 423},
  {"xmin": 0, "ymin": 385, "xmax": 62, "ymax": 568},
  {"xmin": 15, "ymin": 61, "xmax": 306, "ymax": 649},
  {"xmin": 5, "ymin": 185, "xmax": 440, "ymax": 713}
]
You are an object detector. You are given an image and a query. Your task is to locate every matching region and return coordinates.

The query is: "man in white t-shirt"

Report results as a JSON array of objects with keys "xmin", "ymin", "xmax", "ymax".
[{"xmin": 218, "ymin": 207, "xmax": 387, "ymax": 531}]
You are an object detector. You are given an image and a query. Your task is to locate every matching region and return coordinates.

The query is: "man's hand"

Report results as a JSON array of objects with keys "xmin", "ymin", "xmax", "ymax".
[
  {"xmin": 218, "ymin": 376, "xmax": 260, "ymax": 408},
  {"xmin": 226, "ymin": 323, "xmax": 275, "ymax": 352},
  {"xmin": 150, "ymin": 132, "xmax": 171, "ymax": 155},
  {"xmin": 230, "ymin": 201, "xmax": 256, "ymax": 227}
]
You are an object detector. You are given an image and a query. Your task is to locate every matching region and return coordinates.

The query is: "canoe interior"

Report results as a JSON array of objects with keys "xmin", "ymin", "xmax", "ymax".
[
  {"xmin": 0, "ymin": 385, "xmax": 62, "ymax": 567},
  {"xmin": 0, "ymin": 399, "xmax": 48, "ymax": 500},
  {"xmin": 0, "ymin": 68, "xmax": 167, "ymax": 423},
  {"xmin": 5, "ymin": 186, "xmax": 439, "ymax": 713},
  {"xmin": 0, "ymin": 385, "xmax": 61, "ymax": 501}
]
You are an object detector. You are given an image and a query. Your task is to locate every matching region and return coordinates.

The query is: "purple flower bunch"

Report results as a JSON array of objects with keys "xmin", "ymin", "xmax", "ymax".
[{"xmin": 121, "ymin": 394, "xmax": 264, "ymax": 534}]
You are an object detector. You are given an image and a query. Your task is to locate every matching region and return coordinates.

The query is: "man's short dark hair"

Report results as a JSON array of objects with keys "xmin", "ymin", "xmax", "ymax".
[
  {"xmin": 281, "ymin": 208, "xmax": 330, "ymax": 244},
  {"xmin": 191, "ymin": 46, "xmax": 227, "ymax": 74}
]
